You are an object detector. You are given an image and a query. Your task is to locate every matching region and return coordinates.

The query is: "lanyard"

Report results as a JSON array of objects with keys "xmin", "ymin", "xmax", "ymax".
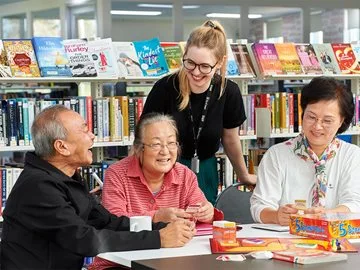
[{"xmin": 188, "ymin": 83, "xmax": 214, "ymax": 157}]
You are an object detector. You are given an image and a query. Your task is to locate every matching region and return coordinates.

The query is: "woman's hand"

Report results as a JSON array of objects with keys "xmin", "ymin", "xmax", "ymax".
[
  {"xmin": 193, "ymin": 201, "xmax": 214, "ymax": 223},
  {"xmin": 153, "ymin": 207, "xmax": 192, "ymax": 223}
]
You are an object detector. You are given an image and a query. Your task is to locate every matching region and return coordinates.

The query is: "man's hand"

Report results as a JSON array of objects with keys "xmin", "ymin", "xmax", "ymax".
[
  {"xmin": 193, "ymin": 201, "xmax": 214, "ymax": 223},
  {"xmin": 159, "ymin": 219, "xmax": 196, "ymax": 248},
  {"xmin": 153, "ymin": 207, "xmax": 192, "ymax": 223},
  {"xmin": 277, "ymin": 204, "xmax": 298, "ymax": 226}
]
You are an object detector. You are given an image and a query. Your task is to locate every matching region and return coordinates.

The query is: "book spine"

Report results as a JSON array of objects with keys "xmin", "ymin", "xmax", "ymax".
[
  {"xmin": 288, "ymin": 93, "xmax": 294, "ymax": 133},
  {"xmin": 109, "ymin": 97, "xmax": 117, "ymax": 142},
  {"xmin": 298, "ymin": 93, "xmax": 303, "ymax": 132},
  {"xmin": 274, "ymin": 93, "xmax": 281, "ymax": 134},
  {"xmin": 92, "ymin": 99, "xmax": 98, "ymax": 142},
  {"xmin": 16, "ymin": 99, "xmax": 25, "ymax": 146},
  {"xmin": 120, "ymin": 96, "xmax": 129, "ymax": 142},
  {"xmin": 102, "ymin": 98, "xmax": 110, "ymax": 142},
  {"xmin": 128, "ymin": 97, "xmax": 136, "ymax": 140},
  {"xmin": 22, "ymin": 98, "xmax": 30, "ymax": 145},
  {"xmin": 96, "ymin": 99, "xmax": 104, "ymax": 142},
  {"xmin": 7, "ymin": 99, "xmax": 18, "ymax": 146},
  {"xmin": 86, "ymin": 96, "xmax": 93, "ymax": 134},
  {"xmin": 272, "ymin": 253, "xmax": 295, "ymax": 263},
  {"xmin": 1, "ymin": 168, "xmax": 6, "ymax": 210},
  {"xmin": 0, "ymin": 102, "xmax": 4, "ymax": 146}
]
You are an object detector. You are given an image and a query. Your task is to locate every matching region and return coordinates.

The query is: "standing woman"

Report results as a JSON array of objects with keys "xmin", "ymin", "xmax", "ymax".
[{"xmin": 142, "ymin": 20, "xmax": 256, "ymax": 204}]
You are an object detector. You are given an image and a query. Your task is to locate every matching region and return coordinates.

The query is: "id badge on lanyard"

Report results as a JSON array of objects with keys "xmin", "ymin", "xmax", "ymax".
[{"xmin": 191, "ymin": 155, "xmax": 200, "ymax": 173}]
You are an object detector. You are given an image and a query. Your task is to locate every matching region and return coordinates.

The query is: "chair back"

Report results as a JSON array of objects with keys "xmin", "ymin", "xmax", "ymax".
[{"xmin": 214, "ymin": 183, "xmax": 254, "ymax": 224}]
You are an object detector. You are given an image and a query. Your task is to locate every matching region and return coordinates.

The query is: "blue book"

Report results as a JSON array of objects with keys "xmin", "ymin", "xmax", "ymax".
[
  {"xmin": 32, "ymin": 37, "xmax": 72, "ymax": 77},
  {"xmin": 133, "ymin": 37, "xmax": 169, "ymax": 77}
]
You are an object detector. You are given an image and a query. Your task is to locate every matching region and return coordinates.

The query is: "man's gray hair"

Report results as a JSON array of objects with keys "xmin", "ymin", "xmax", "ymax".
[{"xmin": 31, "ymin": 105, "xmax": 70, "ymax": 158}]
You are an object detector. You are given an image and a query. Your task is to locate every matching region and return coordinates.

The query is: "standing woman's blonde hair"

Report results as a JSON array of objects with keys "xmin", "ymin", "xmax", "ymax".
[{"xmin": 178, "ymin": 20, "xmax": 228, "ymax": 111}]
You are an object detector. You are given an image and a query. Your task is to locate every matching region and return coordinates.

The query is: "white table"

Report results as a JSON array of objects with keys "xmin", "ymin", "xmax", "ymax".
[{"xmin": 97, "ymin": 224, "xmax": 304, "ymax": 268}]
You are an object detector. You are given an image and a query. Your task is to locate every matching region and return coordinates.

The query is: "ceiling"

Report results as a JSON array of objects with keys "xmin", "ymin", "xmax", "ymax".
[
  {"xmin": 0, "ymin": 0, "xmax": 308, "ymax": 20},
  {"xmin": 110, "ymin": 1, "xmax": 302, "ymax": 20}
]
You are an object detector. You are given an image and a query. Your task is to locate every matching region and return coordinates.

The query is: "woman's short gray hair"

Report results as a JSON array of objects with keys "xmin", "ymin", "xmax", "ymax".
[
  {"xmin": 132, "ymin": 112, "xmax": 179, "ymax": 156},
  {"xmin": 31, "ymin": 105, "xmax": 70, "ymax": 158}
]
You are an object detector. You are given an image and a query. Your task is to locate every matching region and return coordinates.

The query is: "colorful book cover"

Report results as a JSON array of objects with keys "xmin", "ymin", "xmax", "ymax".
[
  {"xmin": 88, "ymin": 38, "xmax": 119, "ymax": 77},
  {"xmin": 351, "ymin": 44, "xmax": 360, "ymax": 69},
  {"xmin": 32, "ymin": 37, "xmax": 72, "ymax": 77},
  {"xmin": 331, "ymin": 43, "xmax": 360, "ymax": 74},
  {"xmin": 0, "ymin": 40, "xmax": 12, "ymax": 77},
  {"xmin": 295, "ymin": 44, "xmax": 323, "ymax": 74},
  {"xmin": 133, "ymin": 37, "xmax": 169, "ymax": 77},
  {"xmin": 312, "ymin": 43, "xmax": 341, "ymax": 74},
  {"xmin": 63, "ymin": 39, "xmax": 97, "ymax": 77},
  {"xmin": 251, "ymin": 43, "xmax": 283, "ymax": 76},
  {"xmin": 112, "ymin": 41, "xmax": 143, "ymax": 77},
  {"xmin": 274, "ymin": 43, "xmax": 303, "ymax": 75},
  {"xmin": 272, "ymin": 249, "xmax": 347, "ymax": 264},
  {"xmin": 209, "ymin": 237, "xmax": 357, "ymax": 254},
  {"xmin": 226, "ymin": 40, "xmax": 239, "ymax": 76},
  {"xmin": 160, "ymin": 42, "xmax": 182, "ymax": 73},
  {"xmin": 230, "ymin": 43, "xmax": 256, "ymax": 76},
  {"xmin": 3, "ymin": 39, "xmax": 40, "ymax": 77}
]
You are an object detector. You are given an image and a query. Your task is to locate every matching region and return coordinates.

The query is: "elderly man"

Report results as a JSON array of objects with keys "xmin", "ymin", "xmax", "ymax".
[{"xmin": 0, "ymin": 105, "xmax": 195, "ymax": 270}]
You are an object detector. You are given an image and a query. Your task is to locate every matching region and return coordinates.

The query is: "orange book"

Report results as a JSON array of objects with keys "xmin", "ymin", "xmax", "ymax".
[{"xmin": 274, "ymin": 43, "xmax": 303, "ymax": 75}]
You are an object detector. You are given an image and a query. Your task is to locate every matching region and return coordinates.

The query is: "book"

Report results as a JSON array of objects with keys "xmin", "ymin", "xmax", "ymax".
[
  {"xmin": 133, "ymin": 37, "xmax": 169, "ymax": 77},
  {"xmin": 112, "ymin": 41, "xmax": 143, "ymax": 77},
  {"xmin": 251, "ymin": 43, "xmax": 283, "ymax": 76},
  {"xmin": 226, "ymin": 40, "xmax": 239, "ymax": 76},
  {"xmin": 63, "ymin": 39, "xmax": 97, "ymax": 77},
  {"xmin": 272, "ymin": 250, "xmax": 348, "ymax": 264},
  {"xmin": 330, "ymin": 43, "xmax": 360, "ymax": 74},
  {"xmin": 0, "ymin": 40, "xmax": 12, "ymax": 77},
  {"xmin": 32, "ymin": 37, "xmax": 72, "ymax": 77},
  {"xmin": 209, "ymin": 237, "xmax": 357, "ymax": 254},
  {"xmin": 88, "ymin": 38, "xmax": 119, "ymax": 77},
  {"xmin": 230, "ymin": 43, "xmax": 256, "ymax": 76},
  {"xmin": 312, "ymin": 43, "xmax": 341, "ymax": 74},
  {"xmin": 295, "ymin": 44, "xmax": 323, "ymax": 74},
  {"xmin": 160, "ymin": 42, "xmax": 182, "ymax": 73},
  {"xmin": 274, "ymin": 43, "xmax": 303, "ymax": 75},
  {"xmin": 3, "ymin": 39, "xmax": 41, "ymax": 77}
]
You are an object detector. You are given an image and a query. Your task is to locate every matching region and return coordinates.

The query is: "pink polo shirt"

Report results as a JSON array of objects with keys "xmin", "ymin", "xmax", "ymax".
[
  {"xmin": 102, "ymin": 155, "xmax": 207, "ymax": 217},
  {"xmin": 90, "ymin": 155, "xmax": 207, "ymax": 270}
]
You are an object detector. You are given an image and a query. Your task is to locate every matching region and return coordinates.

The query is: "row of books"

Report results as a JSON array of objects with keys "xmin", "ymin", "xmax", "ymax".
[
  {"xmin": 0, "ymin": 37, "xmax": 172, "ymax": 78},
  {"xmin": 2, "ymin": 90, "xmax": 360, "ymax": 147},
  {"xmin": 240, "ymin": 92, "xmax": 360, "ymax": 136},
  {"xmin": 0, "ymin": 158, "xmax": 120, "ymax": 215},
  {"xmin": 251, "ymin": 42, "xmax": 360, "ymax": 76},
  {"xmin": 2, "ymin": 35, "xmax": 360, "ymax": 79},
  {"xmin": 0, "ymin": 165, "xmax": 23, "ymax": 212},
  {"xmin": 0, "ymin": 95, "xmax": 146, "ymax": 147}
]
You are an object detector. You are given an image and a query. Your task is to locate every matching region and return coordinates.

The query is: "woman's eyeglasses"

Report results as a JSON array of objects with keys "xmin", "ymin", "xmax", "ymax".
[
  {"xmin": 303, "ymin": 113, "xmax": 338, "ymax": 129},
  {"xmin": 142, "ymin": 142, "xmax": 179, "ymax": 151},
  {"xmin": 182, "ymin": 58, "xmax": 217, "ymax": 74}
]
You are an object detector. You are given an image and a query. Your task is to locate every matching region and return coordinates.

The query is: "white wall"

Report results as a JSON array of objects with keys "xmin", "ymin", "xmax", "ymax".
[{"xmin": 111, "ymin": 17, "xmax": 240, "ymax": 42}]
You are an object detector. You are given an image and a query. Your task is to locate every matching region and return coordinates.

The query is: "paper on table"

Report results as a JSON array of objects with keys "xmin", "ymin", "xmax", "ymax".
[{"xmin": 251, "ymin": 224, "xmax": 289, "ymax": 232}]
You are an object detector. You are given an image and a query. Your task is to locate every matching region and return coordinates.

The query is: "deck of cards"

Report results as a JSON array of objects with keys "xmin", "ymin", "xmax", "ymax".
[
  {"xmin": 185, "ymin": 204, "xmax": 201, "ymax": 213},
  {"xmin": 295, "ymin": 199, "xmax": 307, "ymax": 214}
]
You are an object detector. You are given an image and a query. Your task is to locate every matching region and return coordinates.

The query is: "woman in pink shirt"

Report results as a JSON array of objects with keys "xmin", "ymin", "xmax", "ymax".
[{"xmin": 91, "ymin": 113, "xmax": 217, "ymax": 269}]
